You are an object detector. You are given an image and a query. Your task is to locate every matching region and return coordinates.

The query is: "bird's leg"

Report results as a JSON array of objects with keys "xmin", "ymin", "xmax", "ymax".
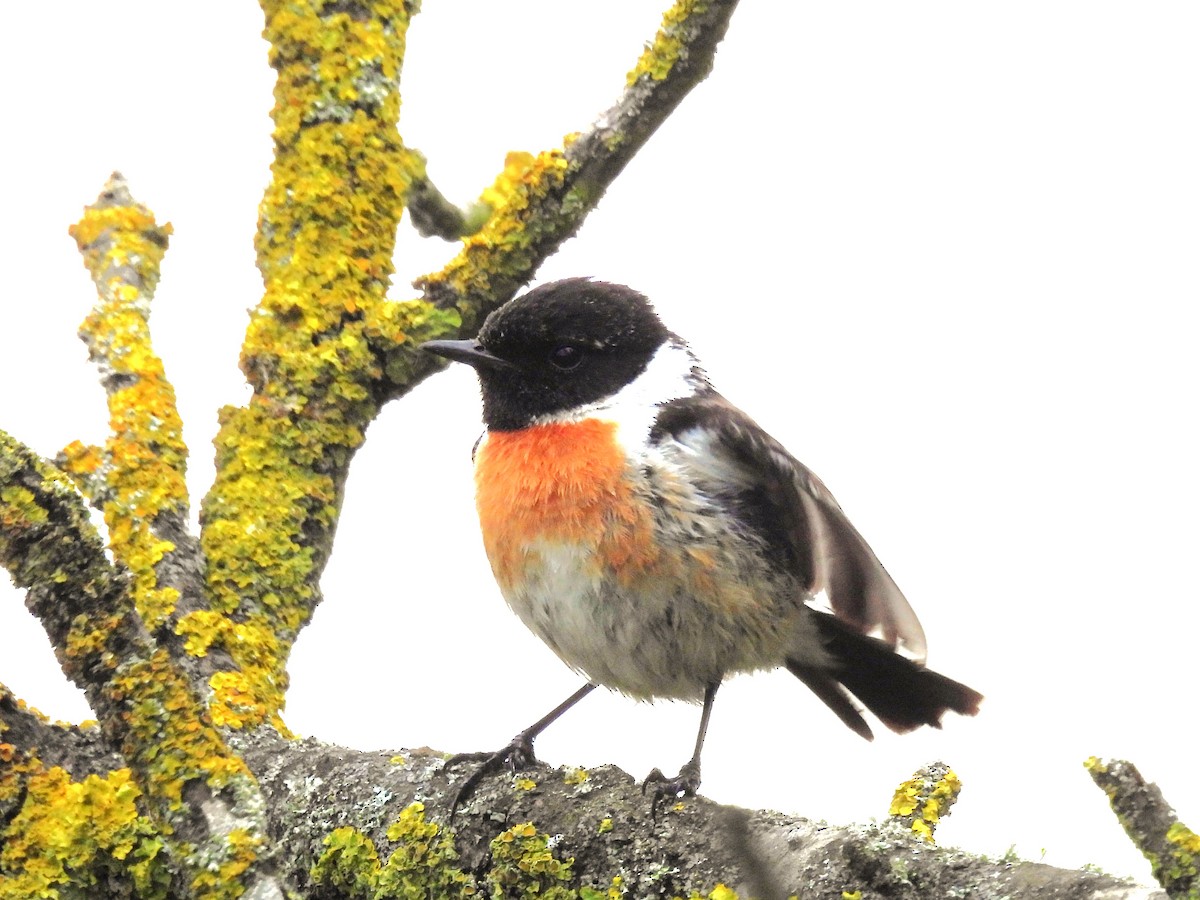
[
  {"xmin": 643, "ymin": 682, "xmax": 719, "ymax": 817},
  {"xmin": 448, "ymin": 681, "xmax": 597, "ymax": 817}
]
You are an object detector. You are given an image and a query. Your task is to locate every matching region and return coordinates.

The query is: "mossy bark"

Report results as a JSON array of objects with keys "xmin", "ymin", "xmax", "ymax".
[{"xmin": 0, "ymin": 715, "xmax": 1166, "ymax": 900}]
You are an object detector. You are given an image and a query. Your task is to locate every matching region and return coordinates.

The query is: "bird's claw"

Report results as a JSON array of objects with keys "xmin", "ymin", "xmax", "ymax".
[
  {"xmin": 447, "ymin": 731, "xmax": 538, "ymax": 818},
  {"xmin": 642, "ymin": 760, "xmax": 702, "ymax": 820}
]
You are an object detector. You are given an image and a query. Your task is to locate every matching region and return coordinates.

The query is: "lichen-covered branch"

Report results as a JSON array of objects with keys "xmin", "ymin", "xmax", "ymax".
[
  {"xmin": 57, "ymin": 176, "xmax": 269, "ymax": 737},
  {"xmin": 1087, "ymin": 757, "xmax": 1199, "ymax": 898},
  {"xmin": 0, "ymin": 686, "xmax": 168, "ymax": 897},
  {"xmin": 0, "ymin": 433, "xmax": 281, "ymax": 898},
  {"xmin": 404, "ymin": 148, "xmax": 491, "ymax": 240},
  {"xmin": 56, "ymin": 175, "xmax": 212, "ymax": 655},
  {"xmin": 195, "ymin": 1, "xmax": 455, "ymax": 737},
  {"xmin": 235, "ymin": 735, "xmax": 1163, "ymax": 900},
  {"xmin": 1, "ymin": 709, "xmax": 1166, "ymax": 899},
  {"xmin": 0, "ymin": 682, "xmax": 118, "ymax": 776},
  {"xmin": 1, "ymin": 430, "xmax": 131, "ymax": 698},
  {"xmin": 403, "ymin": 0, "xmax": 742, "ymax": 352},
  {"xmin": 888, "ymin": 761, "xmax": 964, "ymax": 843}
]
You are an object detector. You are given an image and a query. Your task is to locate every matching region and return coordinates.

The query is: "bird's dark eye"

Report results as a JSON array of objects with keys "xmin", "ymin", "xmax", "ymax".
[{"xmin": 548, "ymin": 345, "xmax": 584, "ymax": 370}]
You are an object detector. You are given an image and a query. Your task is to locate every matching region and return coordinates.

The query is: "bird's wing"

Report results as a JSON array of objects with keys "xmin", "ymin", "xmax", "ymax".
[{"xmin": 651, "ymin": 393, "xmax": 927, "ymax": 662}]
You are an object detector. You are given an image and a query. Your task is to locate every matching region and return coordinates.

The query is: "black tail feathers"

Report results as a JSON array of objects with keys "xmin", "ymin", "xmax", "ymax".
[{"xmin": 787, "ymin": 614, "xmax": 983, "ymax": 741}]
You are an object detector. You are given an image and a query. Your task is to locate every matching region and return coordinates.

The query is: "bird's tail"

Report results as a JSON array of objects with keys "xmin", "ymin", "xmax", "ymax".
[{"xmin": 786, "ymin": 614, "xmax": 983, "ymax": 741}]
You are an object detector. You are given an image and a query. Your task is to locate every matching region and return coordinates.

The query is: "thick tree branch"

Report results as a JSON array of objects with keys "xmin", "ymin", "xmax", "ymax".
[
  {"xmin": 1087, "ymin": 757, "xmax": 1199, "ymax": 898},
  {"xmin": 2, "ymin": 707, "xmax": 1166, "ymax": 899},
  {"xmin": 0, "ymin": 432, "xmax": 282, "ymax": 898},
  {"xmin": 196, "ymin": 2, "xmax": 435, "ymax": 737},
  {"xmin": 232, "ymin": 733, "xmax": 1160, "ymax": 900}
]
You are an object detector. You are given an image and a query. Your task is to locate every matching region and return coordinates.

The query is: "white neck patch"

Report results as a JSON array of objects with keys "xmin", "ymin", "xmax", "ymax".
[{"xmin": 532, "ymin": 338, "xmax": 709, "ymax": 444}]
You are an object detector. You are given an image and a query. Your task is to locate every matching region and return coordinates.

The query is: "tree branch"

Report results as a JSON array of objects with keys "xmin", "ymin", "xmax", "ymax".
[
  {"xmin": 888, "ymin": 761, "xmax": 964, "ymax": 843},
  {"xmin": 403, "ymin": 146, "xmax": 490, "ymax": 240},
  {"xmin": 55, "ymin": 175, "xmax": 220, "ymax": 691},
  {"xmin": 61, "ymin": 174, "xmax": 188, "ymax": 601},
  {"xmin": 0, "ymin": 683, "xmax": 119, "ymax": 775},
  {"xmin": 372, "ymin": 0, "xmax": 743, "ymax": 397},
  {"xmin": 0, "ymin": 432, "xmax": 283, "ymax": 898},
  {"xmin": 1087, "ymin": 757, "xmax": 1199, "ymax": 898},
  {"xmin": 196, "ymin": 2, "xmax": 433, "ymax": 738},
  {"xmin": 1, "ymin": 705, "xmax": 1166, "ymax": 899},
  {"xmin": 1, "ymin": 429, "xmax": 129, "ymax": 693},
  {"xmin": 233, "ymin": 733, "xmax": 1162, "ymax": 900}
]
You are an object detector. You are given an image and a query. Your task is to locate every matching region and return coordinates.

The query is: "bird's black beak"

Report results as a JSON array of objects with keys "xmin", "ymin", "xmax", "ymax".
[{"xmin": 420, "ymin": 339, "xmax": 517, "ymax": 372}]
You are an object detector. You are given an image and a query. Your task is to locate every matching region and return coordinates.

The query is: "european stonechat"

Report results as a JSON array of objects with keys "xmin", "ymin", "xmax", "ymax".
[{"xmin": 423, "ymin": 278, "xmax": 982, "ymax": 809}]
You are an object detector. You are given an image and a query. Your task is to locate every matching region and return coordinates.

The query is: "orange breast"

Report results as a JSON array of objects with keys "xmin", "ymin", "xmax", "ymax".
[{"xmin": 474, "ymin": 420, "xmax": 660, "ymax": 588}]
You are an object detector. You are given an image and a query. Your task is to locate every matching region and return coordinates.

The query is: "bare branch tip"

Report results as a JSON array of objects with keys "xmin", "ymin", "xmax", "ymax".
[{"xmin": 93, "ymin": 172, "xmax": 135, "ymax": 209}]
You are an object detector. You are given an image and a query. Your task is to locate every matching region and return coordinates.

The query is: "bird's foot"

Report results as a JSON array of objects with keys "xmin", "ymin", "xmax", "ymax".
[
  {"xmin": 446, "ymin": 731, "xmax": 538, "ymax": 818},
  {"xmin": 642, "ymin": 759, "xmax": 702, "ymax": 820}
]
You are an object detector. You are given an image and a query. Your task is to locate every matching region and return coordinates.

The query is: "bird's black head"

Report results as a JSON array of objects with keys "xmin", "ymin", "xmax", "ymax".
[{"xmin": 422, "ymin": 278, "xmax": 671, "ymax": 431}]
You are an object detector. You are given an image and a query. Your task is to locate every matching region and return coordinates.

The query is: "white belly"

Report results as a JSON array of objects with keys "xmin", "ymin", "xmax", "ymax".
[{"xmin": 500, "ymin": 537, "xmax": 809, "ymax": 701}]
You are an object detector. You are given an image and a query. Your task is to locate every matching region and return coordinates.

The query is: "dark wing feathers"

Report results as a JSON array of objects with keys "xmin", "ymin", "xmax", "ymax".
[{"xmin": 653, "ymin": 393, "xmax": 927, "ymax": 661}]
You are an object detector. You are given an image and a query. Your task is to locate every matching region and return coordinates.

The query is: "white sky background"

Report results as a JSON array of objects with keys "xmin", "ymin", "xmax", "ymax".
[{"xmin": 2, "ymin": 1, "xmax": 1198, "ymax": 884}]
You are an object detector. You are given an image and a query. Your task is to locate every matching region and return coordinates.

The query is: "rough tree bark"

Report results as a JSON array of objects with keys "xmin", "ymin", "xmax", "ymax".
[{"xmin": 0, "ymin": 3, "xmax": 1187, "ymax": 898}]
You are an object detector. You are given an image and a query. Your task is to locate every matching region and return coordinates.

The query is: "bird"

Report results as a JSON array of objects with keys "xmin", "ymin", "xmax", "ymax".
[{"xmin": 421, "ymin": 277, "xmax": 982, "ymax": 812}]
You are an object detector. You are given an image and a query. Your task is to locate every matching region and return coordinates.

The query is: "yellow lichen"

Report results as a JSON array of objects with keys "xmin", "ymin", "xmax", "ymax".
[
  {"xmin": 1167, "ymin": 822, "xmax": 1200, "ymax": 854},
  {"xmin": 627, "ymin": 0, "xmax": 707, "ymax": 86},
  {"xmin": 200, "ymin": 404, "xmax": 362, "ymax": 727},
  {"xmin": 0, "ymin": 486, "xmax": 48, "ymax": 528},
  {"xmin": 888, "ymin": 779, "xmax": 920, "ymax": 817},
  {"xmin": 64, "ymin": 179, "xmax": 188, "ymax": 633},
  {"xmin": 103, "ymin": 649, "xmax": 253, "ymax": 807},
  {"xmin": 0, "ymin": 765, "xmax": 170, "ymax": 899},
  {"xmin": 415, "ymin": 147, "xmax": 571, "ymax": 332},
  {"xmin": 666, "ymin": 885, "xmax": 741, "ymax": 900},
  {"xmin": 488, "ymin": 822, "xmax": 574, "ymax": 899},
  {"xmin": 309, "ymin": 806, "xmax": 754, "ymax": 900},
  {"xmin": 889, "ymin": 764, "xmax": 962, "ymax": 844},
  {"xmin": 2, "ymin": 431, "xmax": 269, "ymax": 896},
  {"xmin": 17, "ymin": 700, "xmax": 48, "ymax": 723},
  {"xmin": 312, "ymin": 802, "xmax": 474, "ymax": 898},
  {"xmin": 1160, "ymin": 821, "xmax": 1200, "ymax": 895},
  {"xmin": 563, "ymin": 766, "xmax": 589, "ymax": 785},
  {"xmin": 196, "ymin": 3, "xmax": 427, "ymax": 730},
  {"xmin": 190, "ymin": 827, "xmax": 264, "ymax": 899},
  {"xmin": 477, "ymin": 151, "xmax": 536, "ymax": 216},
  {"xmin": 174, "ymin": 611, "xmax": 290, "ymax": 733}
]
